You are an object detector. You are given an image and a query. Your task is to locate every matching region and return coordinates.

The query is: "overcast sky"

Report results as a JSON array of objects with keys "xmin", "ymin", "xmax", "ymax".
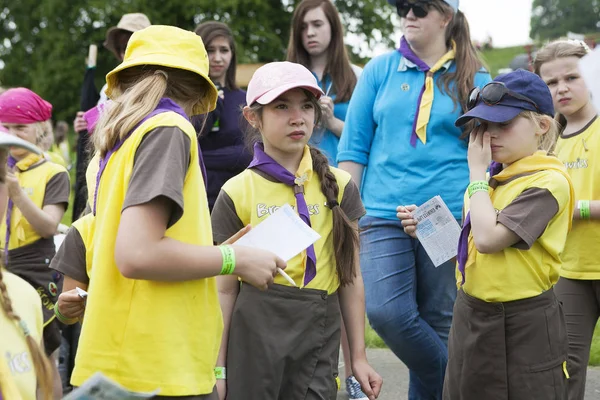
[{"xmin": 461, "ymin": 0, "xmax": 534, "ymax": 47}]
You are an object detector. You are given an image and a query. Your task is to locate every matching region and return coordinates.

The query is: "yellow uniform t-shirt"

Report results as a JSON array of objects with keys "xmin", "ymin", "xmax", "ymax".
[
  {"xmin": 0, "ymin": 156, "xmax": 69, "ymax": 250},
  {"xmin": 460, "ymin": 153, "xmax": 574, "ymax": 302},
  {"xmin": 0, "ymin": 270, "xmax": 44, "ymax": 400},
  {"xmin": 71, "ymin": 112, "xmax": 222, "ymax": 396},
  {"xmin": 213, "ymin": 147, "xmax": 365, "ymax": 294},
  {"xmin": 556, "ymin": 116, "xmax": 600, "ymax": 279}
]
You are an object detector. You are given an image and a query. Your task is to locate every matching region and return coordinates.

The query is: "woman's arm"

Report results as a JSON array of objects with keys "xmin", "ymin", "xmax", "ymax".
[{"xmin": 338, "ymin": 162, "xmax": 365, "ymax": 191}]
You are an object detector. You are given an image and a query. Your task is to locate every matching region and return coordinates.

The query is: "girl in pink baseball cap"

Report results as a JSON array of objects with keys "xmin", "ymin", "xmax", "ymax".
[
  {"xmin": 212, "ymin": 61, "xmax": 382, "ymax": 400},
  {"xmin": 0, "ymin": 87, "xmax": 70, "ymax": 399}
]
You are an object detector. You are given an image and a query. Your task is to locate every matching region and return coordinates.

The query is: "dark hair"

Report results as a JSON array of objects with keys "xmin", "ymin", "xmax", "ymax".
[
  {"xmin": 194, "ymin": 21, "xmax": 239, "ymax": 91},
  {"xmin": 286, "ymin": 0, "xmax": 357, "ymax": 104},
  {"xmin": 245, "ymin": 90, "xmax": 359, "ymax": 285},
  {"xmin": 432, "ymin": 0, "xmax": 486, "ymax": 111}
]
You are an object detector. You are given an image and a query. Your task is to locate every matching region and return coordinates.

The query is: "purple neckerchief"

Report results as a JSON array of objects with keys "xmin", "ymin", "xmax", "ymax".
[
  {"xmin": 248, "ymin": 142, "xmax": 316, "ymax": 286},
  {"xmin": 93, "ymin": 98, "xmax": 207, "ymax": 214},
  {"xmin": 4, "ymin": 155, "xmax": 17, "ymax": 263},
  {"xmin": 457, "ymin": 162, "xmax": 503, "ymax": 284},
  {"xmin": 398, "ymin": 36, "xmax": 432, "ymax": 148}
]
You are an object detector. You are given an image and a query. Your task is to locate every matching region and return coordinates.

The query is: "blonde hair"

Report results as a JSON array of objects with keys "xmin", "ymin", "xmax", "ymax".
[
  {"xmin": 33, "ymin": 121, "xmax": 54, "ymax": 151},
  {"xmin": 0, "ymin": 268, "xmax": 53, "ymax": 399},
  {"xmin": 93, "ymin": 66, "xmax": 212, "ymax": 155},
  {"xmin": 533, "ymin": 40, "xmax": 591, "ymax": 133},
  {"xmin": 520, "ymin": 110, "xmax": 560, "ymax": 154}
]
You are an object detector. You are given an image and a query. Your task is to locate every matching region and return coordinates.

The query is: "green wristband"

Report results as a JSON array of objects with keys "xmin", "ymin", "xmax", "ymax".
[
  {"xmin": 219, "ymin": 245, "xmax": 236, "ymax": 275},
  {"xmin": 54, "ymin": 302, "xmax": 78, "ymax": 325},
  {"xmin": 215, "ymin": 366, "xmax": 226, "ymax": 380},
  {"xmin": 579, "ymin": 200, "xmax": 591, "ymax": 220},
  {"xmin": 468, "ymin": 181, "xmax": 489, "ymax": 198}
]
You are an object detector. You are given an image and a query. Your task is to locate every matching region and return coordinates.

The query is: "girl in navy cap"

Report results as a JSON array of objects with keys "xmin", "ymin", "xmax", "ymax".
[{"xmin": 400, "ymin": 69, "xmax": 574, "ymax": 399}]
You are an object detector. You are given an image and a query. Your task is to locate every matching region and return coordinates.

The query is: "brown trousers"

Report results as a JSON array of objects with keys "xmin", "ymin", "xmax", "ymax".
[
  {"xmin": 154, "ymin": 386, "xmax": 217, "ymax": 399},
  {"xmin": 443, "ymin": 289, "xmax": 568, "ymax": 400},
  {"xmin": 554, "ymin": 277, "xmax": 600, "ymax": 400},
  {"xmin": 7, "ymin": 238, "xmax": 62, "ymax": 354},
  {"xmin": 226, "ymin": 283, "xmax": 341, "ymax": 400}
]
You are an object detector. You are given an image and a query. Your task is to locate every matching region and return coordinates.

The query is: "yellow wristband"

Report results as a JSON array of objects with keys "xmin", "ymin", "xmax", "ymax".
[
  {"xmin": 215, "ymin": 366, "xmax": 226, "ymax": 380},
  {"xmin": 468, "ymin": 181, "xmax": 489, "ymax": 198},
  {"xmin": 219, "ymin": 245, "xmax": 236, "ymax": 275},
  {"xmin": 54, "ymin": 302, "xmax": 78, "ymax": 325}
]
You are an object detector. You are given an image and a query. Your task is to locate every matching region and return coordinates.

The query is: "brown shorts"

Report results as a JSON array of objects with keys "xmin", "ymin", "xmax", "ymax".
[
  {"xmin": 443, "ymin": 289, "xmax": 568, "ymax": 400},
  {"xmin": 7, "ymin": 238, "xmax": 63, "ymax": 355},
  {"xmin": 226, "ymin": 283, "xmax": 341, "ymax": 400}
]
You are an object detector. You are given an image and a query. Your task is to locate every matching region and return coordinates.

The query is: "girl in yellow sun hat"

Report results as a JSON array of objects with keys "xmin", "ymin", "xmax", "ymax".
[{"xmin": 68, "ymin": 25, "xmax": 286, "ymax": 398}]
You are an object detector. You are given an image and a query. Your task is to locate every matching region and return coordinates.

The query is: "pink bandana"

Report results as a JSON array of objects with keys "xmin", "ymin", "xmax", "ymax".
[{"xmin": 0, "ymin": 88, "xmax": 52, "ymax": 124}]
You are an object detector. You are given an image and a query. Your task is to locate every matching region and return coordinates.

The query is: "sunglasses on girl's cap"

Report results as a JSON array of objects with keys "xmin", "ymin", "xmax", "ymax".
[
  {"xmin": 396, "ymin": 0, "xmax": 435, "ymax": 18},
  {"xmin": 467, "ymin": 82, "xmax": 540, "ymax": 112}
]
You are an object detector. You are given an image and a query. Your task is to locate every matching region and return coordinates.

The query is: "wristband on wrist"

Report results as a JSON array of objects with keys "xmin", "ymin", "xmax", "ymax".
[
  {"xmin": 579, "ymin": 200, "xmax": 591, "ymax": 220},
  {"xmin": 219, "ymin": 245, "xmax": 236, "ymax": 275},
  {"xmin": 215, "ymin": 366, "xmax": 226, "ymax": 380},
  {"xmin": 54, "ymin": 302, "xmax": 78, "ymax": 325},
  {"xmin": 468, "ymin": 180, "xmax": 489, "ymax": 198}
]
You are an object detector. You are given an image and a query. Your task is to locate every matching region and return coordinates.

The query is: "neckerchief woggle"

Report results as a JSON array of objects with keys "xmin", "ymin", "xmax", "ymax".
[{"xmin": 248, "ymin": 142, "xmax": 317, "ymax": 286}]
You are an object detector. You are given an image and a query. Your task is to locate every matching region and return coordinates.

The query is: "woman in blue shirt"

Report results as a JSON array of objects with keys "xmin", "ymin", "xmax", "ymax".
[
  {"xmin": 338, "ymin": 1, "xmax": 491, "ymax": 399},
  {"xmin": 287, "ymin": 0, "xmax": 360, "ymax": 167}
]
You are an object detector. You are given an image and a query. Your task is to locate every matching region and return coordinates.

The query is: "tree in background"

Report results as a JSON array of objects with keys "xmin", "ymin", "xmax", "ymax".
[
  {"xmin": 0, "ymin": 0, "xmax": 395, "ymax": 122},
  {"xmin": 530, "ymin": 0, "xmax": 600, "ymax": 41}
]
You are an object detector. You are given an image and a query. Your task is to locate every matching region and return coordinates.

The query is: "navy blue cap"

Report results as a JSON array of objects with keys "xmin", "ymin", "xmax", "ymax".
[{"xmin": 455, "ymin": 69, "xmax": 555, "ymax": 127}]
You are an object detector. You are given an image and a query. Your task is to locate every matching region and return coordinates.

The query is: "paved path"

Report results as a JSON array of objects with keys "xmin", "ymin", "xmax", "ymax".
[{"xmin": 338, "ymin": 349, "xmax": 600, "ymax": 399}]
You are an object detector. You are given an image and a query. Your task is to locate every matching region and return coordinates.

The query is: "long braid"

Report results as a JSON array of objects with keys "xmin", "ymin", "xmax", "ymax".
[
  {"xmin": 0, "ymin": 267, "xmax": 53, "ymax": 399},
  {"xmin": 309, "ymin": 147, "xmax": 359, "ymax": 286}
]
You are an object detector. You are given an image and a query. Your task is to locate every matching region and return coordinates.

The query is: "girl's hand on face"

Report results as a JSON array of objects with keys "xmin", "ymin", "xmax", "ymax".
[
  {"xmin": 57, "ymin": 289, "xmax": 86, "ymax": 320},
  {"xmin": 5, "ymin": 170, "xmax": 22, "ymax": 200},
  {"xmin": 468, "ymin": 124, "xmax": 492, "ymax": 180},
  {"xmin": 396, "ymin": 205, "xmax": 418, "ymax": 239},
  {"xmin": 352, "ymin": 359, "xmax": 383, "ymax": 400}
]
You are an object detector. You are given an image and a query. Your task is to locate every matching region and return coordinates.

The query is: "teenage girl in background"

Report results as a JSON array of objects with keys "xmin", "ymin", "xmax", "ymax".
[{"xmin": 535, "ymin": 40, "xmax": 599, "ymax": 400}]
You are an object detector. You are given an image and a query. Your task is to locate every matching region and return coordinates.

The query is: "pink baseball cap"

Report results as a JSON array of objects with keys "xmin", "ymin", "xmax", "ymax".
[{"xmin": 246, "ymin": 62, "xmax": 324, "ymax": 105}]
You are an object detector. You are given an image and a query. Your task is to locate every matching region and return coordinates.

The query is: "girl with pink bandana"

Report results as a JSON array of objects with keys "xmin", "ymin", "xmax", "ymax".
[{"xmin": 0, "ymin": 87, "xmax": 70, "ymax": 399}]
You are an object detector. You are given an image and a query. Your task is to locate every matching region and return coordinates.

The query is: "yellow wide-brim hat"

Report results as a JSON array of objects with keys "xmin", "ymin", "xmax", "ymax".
[{"xmin": 105, "ymin": 25, "xmax": 218, "ymax": 115}]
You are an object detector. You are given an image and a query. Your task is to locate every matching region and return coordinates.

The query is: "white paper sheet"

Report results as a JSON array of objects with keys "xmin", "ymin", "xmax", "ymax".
[
  {"xmin": 0, "ymin": 132, "xmax": 41, "ymax": 154},
  {"xmin": 63, "ymin": 372, "xmax": 159, "ymax": 400},
  {"xmin": 235, "ymin": 203, "xmax": 321, "ymax": 263},
  {"xmin": 413, "ymin": 196, "xmax": 461, "ymax": 267},
  {"xmin": 580, "ymin": 47, "xmax": 600, "ymax": 113}
]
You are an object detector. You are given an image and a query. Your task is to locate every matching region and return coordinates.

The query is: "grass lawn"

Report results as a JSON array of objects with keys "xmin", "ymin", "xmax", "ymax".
[{"xmin": 366, "ymin": 321, "xmax": 600, "ymax": 367}]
